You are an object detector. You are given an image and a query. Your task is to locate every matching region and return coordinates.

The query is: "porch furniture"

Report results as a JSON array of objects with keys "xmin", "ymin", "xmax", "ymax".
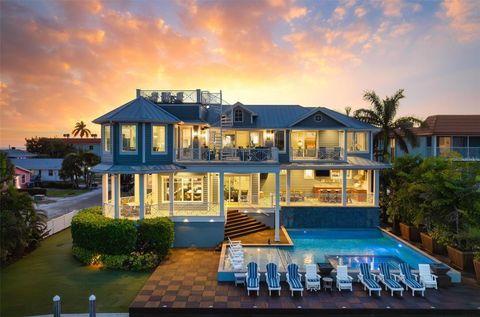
[
  {"xmin": 335, "ymin": 265, "xmax": 353, "ymax": 291},
  {"xmin": 305, "ymin": 264, "xmax": 321, "ymax": 291},
  {"xmin": 418, "ymin": 264, "xmax": 438, "ymax": 289},
  {"xmin": 358, "ymin": 263, "xmax": 382, "ymax": 296},
  {"xmin": 395, "ymin": 263, "xmax": 425, "ymax": 296},
  {"xmin": 246, "ymin": 262, "xmax": 260, "ymax": 296},
  {"xmin": 322, "ymin": 277, "xmax": 333, "ymax": 292},
  {"xmin": 286, "ymin": 264, "xmax": 304, "ymax": 296},
  {"xmin": 265, "ymin": 263, "xmax": 281, "ymax": 296},
  {"xmin": 234, "ymin": 272, "xmax": 246, "ymax": 286},
  {"xmin": 378, "ymin": 263, "xmax": 404, "ymax": 296}
]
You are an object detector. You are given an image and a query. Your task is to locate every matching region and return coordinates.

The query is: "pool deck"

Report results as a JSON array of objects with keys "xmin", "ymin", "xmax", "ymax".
[{"xmin": 130, "ymin": 249, "xmax": 480, "ymax": 316}]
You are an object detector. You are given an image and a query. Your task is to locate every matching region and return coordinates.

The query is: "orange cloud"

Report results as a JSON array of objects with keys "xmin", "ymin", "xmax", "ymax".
[{"xmin": 440, "ymin": 0, "xmax": 480, "ymax": 42}]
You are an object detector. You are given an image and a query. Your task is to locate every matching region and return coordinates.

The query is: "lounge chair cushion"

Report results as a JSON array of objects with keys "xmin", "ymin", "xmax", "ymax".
[
  {"xmin": 266, "ymin": 263, "xmax": 280, "ymax": 289},
  {"xmin": 247, "ymin": 277, "xmax": 259, "ymax": 288},
  {"xmin": 287, "ymin": 264, "xmax": 303, "ymax": 289},
  {"xmin": 363, "ymin": 277, "xmax": 381, "ymax": 289},
  {"xmin": 338, "ymin": 279, "xmax": 352, "ymax": 285},
  {"xmin": 268, "ymin": 276, "xmax": 280, "ymax": 288},
  {"xmin": 383, "ymin": 278, "xmax": 403, "ymax": 289},
  {"xmin": 359, "ymin": 263, "xmax": 373, "ymax": 280},
  {"xmin": 405, "ymin": 278, "xmax": 424, "ymax": 289},
  {"xmin": 307, "ymin": 277, "xmax": 320, "ymax": 283},
  {"xmin": 289, "ymin": 277, "xmax": 303, "ymax": 289}
]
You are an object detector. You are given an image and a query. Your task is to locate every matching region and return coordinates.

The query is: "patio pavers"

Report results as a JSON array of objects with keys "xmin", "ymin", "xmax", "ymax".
[{"xmin": 130, "ymin": 248, "xmax": 480, "ymax": 316}]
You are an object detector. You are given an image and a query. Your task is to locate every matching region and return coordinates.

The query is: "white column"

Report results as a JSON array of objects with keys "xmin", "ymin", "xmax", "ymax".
[
  {"xmin": 343, "ymin": 130, "xmax": 348, "ymax": 161},
  {"xmin": 374, "ymin": 170, "xmax": 380, "ymax": 207},
  {"xmin": 219, "ymin": 172, "xmax": 225, "ymax": 219},
  {"xmin": 169, "ymin": 173, "xmax": 174, "ymax": 217},
  {"xmin": 275, "ymin": 171, "xmax": 280, "ymax": 242},
  {"xmin": 152, "ymin": 174, "xmax": 158, "ymax": 205},
  {"xmin": 114, "ymin": 174, "xmax": 120, "ymax": 219},
  {"xmin": 342, "ymin": 170, "xmax": 347, "ymax": 206},
  {"xmin": 139, "ymin": 174, "xmax": 145, "ymax": 219},
  {"xmin": 432, "ymin": 136, "xmax": 437, "ymax": 157},
  {"xmin": 134, "ymin": 174, "xmax": 140, "ymax": 204},
  {"xmin": 102, "ymin": 174, "xmax": 108, "ymax": 205},
  {"xmin": 286, "ymin": 170, "xmax": 291, "ymax": 206}
]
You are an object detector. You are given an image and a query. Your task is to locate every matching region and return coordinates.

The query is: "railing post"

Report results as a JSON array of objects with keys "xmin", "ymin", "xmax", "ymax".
[
  {"xmin": 342, "ymin": 170, "xmax": 347, "ymax": 206},
  {"xmin": 286, "ymin": 170, "xmax": 291, "ymax": 206},
  {"xmin": 53, "ymin": 295, "xmax": 61, "ymax": 317},
  {"xmin": 169, "ymin": 173, "xmax": 174, "ymax": 217},
  {"xmin": 275, "ymin": 171, "xmax": 280, "ymax": 242},
  {"xmin": 89, "ymin": 294, "xmax": 96, "ymax": 317},
  {"xmin": 219, "ymin": 172, "xmax": 225, "ymax": 219}
]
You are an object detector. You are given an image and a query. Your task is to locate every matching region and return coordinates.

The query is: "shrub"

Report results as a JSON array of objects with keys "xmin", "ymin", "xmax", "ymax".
[
  {"xmin": 40, "ymin": 181, "xmax": 74, "ymax": 189},
  {"xmin": 18, "ymin": 188, "xmax": 47, "ymax": 196},
  {"xmin": 137, "ymin": 217, "xmax": 174, "ymax": 258},
  {"xmin": 71, "ymin": 209, "xmax": 137, "ymax": 255}
]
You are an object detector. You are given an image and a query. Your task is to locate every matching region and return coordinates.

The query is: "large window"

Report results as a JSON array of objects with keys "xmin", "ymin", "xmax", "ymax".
[
  {"xmin": 347, "ymin": 132, "xmax": 367, "ymax": 152},
  {"xmin": 234, "ymin": 109, "xmax": 243, "ymax": 122},
  {"xmin": 121, "ymin": 124, "xmax": 137, "ymax": 152},
  {"xmin": 163, "ymin": 177, "xmax": 203, "ymax": 202},
  {"xmin": 103, "ymin": 125, "xmax": 111, "ymax": 153},
  {"xmin": 152, "ymin": 125, "xmax": 166, "ymax": 153},
  {"xmin": 274, "ymin": 130, "xmax": 285, "ymax": 152}
]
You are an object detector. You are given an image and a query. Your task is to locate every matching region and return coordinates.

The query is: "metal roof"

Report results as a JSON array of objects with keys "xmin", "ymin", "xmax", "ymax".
[
  {"xmin": 93, "ymin": 97, "xmax": 181, "ymax": 124},
  {"xmin": 0, "ymin": 148, "xmax": 37, "ymax": 158},
  {"xmin": 12, "ymin": 158, "xmax": 63, "ymax": 170},
  {"xmin": 92, "ymin": 163, "xmax": 184, "ymax": 174}
]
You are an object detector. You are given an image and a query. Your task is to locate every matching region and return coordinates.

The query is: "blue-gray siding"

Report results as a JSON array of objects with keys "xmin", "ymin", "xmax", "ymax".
[{"xmin": 173, "ymin": 221, "xmax": 224, "ymax": 247}]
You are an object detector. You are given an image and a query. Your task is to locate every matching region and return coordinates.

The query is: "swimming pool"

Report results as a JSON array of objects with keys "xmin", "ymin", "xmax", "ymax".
[{"xmin": 222, "ymin": 228, "xmax": 435, "ymax": 272}]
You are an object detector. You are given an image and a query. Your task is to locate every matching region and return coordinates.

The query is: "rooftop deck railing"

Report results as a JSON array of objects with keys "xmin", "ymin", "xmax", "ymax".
[
  {"xmin": 138, "ymin": 89, "xmax": 221, "ymax": 105},
  {"xmin": 290, "ymin": 146, "xmax": 345, "ymax": 161},
  {"xmin": 175, "ymin": 147, "xmax": 279, "ymax": 163}
]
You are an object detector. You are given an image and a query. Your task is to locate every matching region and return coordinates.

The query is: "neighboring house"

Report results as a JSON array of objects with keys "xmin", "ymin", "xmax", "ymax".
[
  {"xmin": 92, "ymin": 89, "xmax": 390, "ymax": 247},
  {"xmin": 391, "ymin": 115, "xmax": 480, "ymax": 161},
  {"xmin": 58, "ymin": 138, "xmax": 102, "ymax": 156},
  {"xmin": 14, "ymin": 166, "xmax": 31, "ymax": 189},
  {"xmin": 11, "ymin": 158, "xmax": 64, "ymax": 182},
  {"xmin": 0, "ymin": 147, "xmax": 38, "ymax": 159}
]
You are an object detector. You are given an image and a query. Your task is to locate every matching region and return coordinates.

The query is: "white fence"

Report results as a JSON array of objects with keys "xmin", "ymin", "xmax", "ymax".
[{"xmin": 45, "ymin": 210, "xmax": 79, "ymax": 237}]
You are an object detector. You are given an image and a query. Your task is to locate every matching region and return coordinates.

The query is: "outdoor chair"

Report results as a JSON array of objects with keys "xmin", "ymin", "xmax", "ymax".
[
  {"xmin": 358, "ymin": 263, "xmax": 382, "ymax": 296},
  {"xmin": 286, "ymin": 263, "xmax": 304, "ymax": 296},
  {"xmin": 305, "ymin": 264, "xmax": 321, "ymax": 291},
  {"xmin": 394, "ymin": 263, "xmax": 425, "ymax": 296},
  {"xmin": 246, "ymin": 262, "xmax": 260, "ymax": 296},
  {"xmin": 378, "ymin": 263, "xmax": 404, "ymax": 296},
  {"xmin": 335, "ymin": 265, "xmax": 353, "ymax": 291},
  {"xmin": 265, "ymin": 263, "xmax": 281, "ymax": 296},
  {"xmin": 418, "ymin": 264, "xmax": 438, "ymax": 289}
]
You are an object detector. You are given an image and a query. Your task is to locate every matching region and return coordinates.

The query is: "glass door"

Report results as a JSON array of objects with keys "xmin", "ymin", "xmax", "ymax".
[{"xmin": 225, "ymin": 175, "xmax": 251, "ymax": 205}]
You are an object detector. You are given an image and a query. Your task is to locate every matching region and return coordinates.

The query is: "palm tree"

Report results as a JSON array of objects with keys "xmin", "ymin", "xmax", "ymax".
[
  {"xmin": 344, "ymin": 106, "xmax": 352, "ymax": 116},
  {"xmin": 72, "ymin": 121, "xmax": 91, "ymax": 138},
  {"xmin": 354, "ymin": 89, "xmax": 422, "ymax": 161}
]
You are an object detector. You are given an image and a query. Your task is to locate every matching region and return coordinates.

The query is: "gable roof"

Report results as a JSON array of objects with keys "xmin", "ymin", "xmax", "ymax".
[
  {"xmin": 93, "ymin": 97, "xmax": 181, "ymax": 124},
  {"xmin": 12, "ymin": 158, "xmax": 63, "ymax": 170},
  {"xmin": 412, "ymin": 115, "xmax": 480, "ymax": 136},
  {"xmin": 0, "ymin": 148, "xmax": 37, "ymax": 159},
  {"xmin": 230, "ymin": 102, "xmax": 258, "ymax": 116}
]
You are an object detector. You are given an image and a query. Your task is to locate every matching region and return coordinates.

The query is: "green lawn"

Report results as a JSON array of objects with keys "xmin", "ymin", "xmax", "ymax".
[
  {"xmin": 0, "ymin": 229, "xmax": 150, "ymax": 316},
  {"xmin": 47, "ymin": 189, "xmax": 89, "ymax": 197}
]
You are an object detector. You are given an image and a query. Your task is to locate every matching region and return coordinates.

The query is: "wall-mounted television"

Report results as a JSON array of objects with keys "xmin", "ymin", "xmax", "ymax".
[{"xmin": 315, "ymin": 170, "xmax": 330, "ymax": 177}]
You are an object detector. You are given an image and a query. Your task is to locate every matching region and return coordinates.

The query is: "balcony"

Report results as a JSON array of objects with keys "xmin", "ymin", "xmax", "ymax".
[
  {"xmin": 138, "ymin": 89, "xmax": 221, "ymax": 105},
  {"xmin": 426, "ymin": 147, "xmax": 480, "ymax": 160},
  {"xmin": 175, "ymin": 147, "xmax": 279, "ymax": 163},
  {"xmin": 290, "ymin": 146, "xmax": 345, "ymax": 161},
  {"xmin": 103, "ymin": 201, "xmax": 220, "ymax": 219}
]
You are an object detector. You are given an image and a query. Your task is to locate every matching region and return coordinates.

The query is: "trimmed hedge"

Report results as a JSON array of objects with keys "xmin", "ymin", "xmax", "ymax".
[
  {"xmin": 71, "ymin": 208, "xmax": 137, "ymax": 255},
  {"xmin": 18, "ymin": 188, "xmax": 47, "ymax": 196},
  {"xmin": 72, "ymin": 246, "xmax": 159, "ymax": 271},
  {"xmin": 137, "ymin": 217, "xmax": 174, "ymax": 258}
]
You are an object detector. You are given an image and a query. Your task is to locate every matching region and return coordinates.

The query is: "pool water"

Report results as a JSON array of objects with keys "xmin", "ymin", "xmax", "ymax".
[{"xmin": 224, "ymin": 229, "xmax": 435, "ymax": 272}]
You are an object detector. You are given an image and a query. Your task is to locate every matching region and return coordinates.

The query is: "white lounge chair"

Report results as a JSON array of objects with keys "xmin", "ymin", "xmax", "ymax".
[
  {"xmin": 335, "ymin": 265, "xmax": 353, "ymax": 291},
  {"xmin": 305, "ymin": 264, "xmax": 321, "ymax": 291},
  {"xmin": 286, "ymin": 263, "xmax": 304, "ymax": 296},
  {"xmin": 395, "ymin": 263, "xmax": 425, "ymax": 296},
  {"xmin": 418, "ymin": 264, "xmax": 438, "ymax": 289},
  {"xmin": 378, "ymin": 263, "xmax": 404, "ymax": 296},
  {"xmin": 358, "ymin": 263, "xmax": 382, "ymax": 296},
  {"xmin": 246, "ymin": 262, "xmax": 260, "ymax": 296},
  {"xmin": 265, "ymin": 263, "xmax": 281, "ymax": 296}
]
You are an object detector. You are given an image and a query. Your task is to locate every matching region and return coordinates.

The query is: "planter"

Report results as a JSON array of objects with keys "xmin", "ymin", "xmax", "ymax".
[
  {"xmin": 447, "ymin": 246, "xmax": 474, "ymax": 272},
  {"xmin": 474, "ymin": 260, "xmax": 480, "ymax": 282},
  {"xmin": 399, "ymin": 223, "xmax": 420, "ymax": 242},
  {"xmin": 420, "ymin": 232, "xmax": 446, "ymax": 255}
]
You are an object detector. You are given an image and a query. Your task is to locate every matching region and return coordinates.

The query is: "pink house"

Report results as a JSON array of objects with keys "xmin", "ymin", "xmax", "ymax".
[{"xmin": 14, "ymin": 166, "xmax": 30, "ymax": 189}]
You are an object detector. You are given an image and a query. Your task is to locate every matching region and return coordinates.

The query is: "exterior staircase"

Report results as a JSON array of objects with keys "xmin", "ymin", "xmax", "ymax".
[{"xmin": 224, "ymin": 210, "xmax": 269, "ymax": 239}]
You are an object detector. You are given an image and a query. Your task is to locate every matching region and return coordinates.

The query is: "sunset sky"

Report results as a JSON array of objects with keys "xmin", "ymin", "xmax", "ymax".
[{"xmin": 1, "ymin": 0, "xmax": 479, "ymax": 147}]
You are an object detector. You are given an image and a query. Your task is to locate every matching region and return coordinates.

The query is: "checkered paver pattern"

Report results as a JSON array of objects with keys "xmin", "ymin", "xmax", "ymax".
[{"xmin": 130, "ymin": 249, "xmax": 480, "ymax": 316}]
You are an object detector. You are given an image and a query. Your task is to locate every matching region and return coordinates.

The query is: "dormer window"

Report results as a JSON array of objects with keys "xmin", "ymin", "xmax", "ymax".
[
  {"xmin": 234, "ymin": 109, "xmax": 243, "ymax": 122},
  {"xmin": 314, "ymin": 114, "xmax": 323, "ymax": 122}
]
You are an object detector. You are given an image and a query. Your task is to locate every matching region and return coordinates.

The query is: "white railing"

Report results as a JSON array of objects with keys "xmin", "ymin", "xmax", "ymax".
[
  {"xmin": 138, "ymin": 89, "xmax": 222, "ymax": 105},
  {"xmin": 175, "ymin": 147, "xmax": 279, "ymax": 162},
  {"xmin": 173, "ymin": 202, "xmax": 220, "ymax": 216},
  {"xmin": 435, "ymin": 147, "xmax": 480, "ymax": 160},
  {"xmin": 279, "ymin": 191, "xmax": 375, "ymax": 206},
  {"xmin": 290, "ymin": 146, "xmax": 344, "ymax": 161},
  {"xmin": 102, "ymin": 201, "xmax": 220, "ymax": 218},
  {"xmin": 45, "ymin": 209, "xmax": 79, "ymax": 237}
]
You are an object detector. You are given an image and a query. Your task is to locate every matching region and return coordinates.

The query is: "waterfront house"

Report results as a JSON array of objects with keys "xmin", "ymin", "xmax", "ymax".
[
  {"xmin": 92, "ymin": 89, "xmax": 390, "ymax": 247},
  {"xmin": 390, "ymin": 115, "xmax": 480, "ymax": 161},
  {"xmin": 11, "ymin": 158, "xmax": 63, "ymax": 183},
  {"xmin": 60, "ymin": 137, "xmax": 102, "ymax": 156}
]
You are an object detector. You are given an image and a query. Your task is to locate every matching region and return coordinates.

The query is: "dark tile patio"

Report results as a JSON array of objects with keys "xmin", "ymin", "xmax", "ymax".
[{"xmin": 130, "ymin": 249, "xmax": 480, "ymax": 316}]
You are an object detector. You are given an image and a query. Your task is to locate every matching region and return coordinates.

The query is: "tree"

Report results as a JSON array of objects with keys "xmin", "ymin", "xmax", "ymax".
[
  {"xmin": 80, "ymin": 152, "xmax": 101, "ymax": 188},
  {"xmin": 0, "ymin": 186, "xmax": 48, "ymax": 265},
  {"xmin": 0, "ymin": 153, "xmax": 15, "ymax": 185},
  {"xmin": 25, "ymin": 137, "xmax": 75, "ymax": 158},
  {"xmin": 72, "ymin": 121, "xmax": 92, "ymax": 138},
  {"xmin": 354, "ymin": 89, "xmax": 422, "ymax": 161},
  {"xmin": 344, "ymin": 106, "xmax": 352, "ymax": 116},
  {"xmin": 59, "ymin": 153, "xmax": 83, "ymax": 188}
]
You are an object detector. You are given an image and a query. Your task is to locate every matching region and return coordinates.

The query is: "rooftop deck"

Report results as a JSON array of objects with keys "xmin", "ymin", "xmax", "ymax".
[{"xmin": 130, "ymin": 249, "xmax": 480, "ymax": 316}]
